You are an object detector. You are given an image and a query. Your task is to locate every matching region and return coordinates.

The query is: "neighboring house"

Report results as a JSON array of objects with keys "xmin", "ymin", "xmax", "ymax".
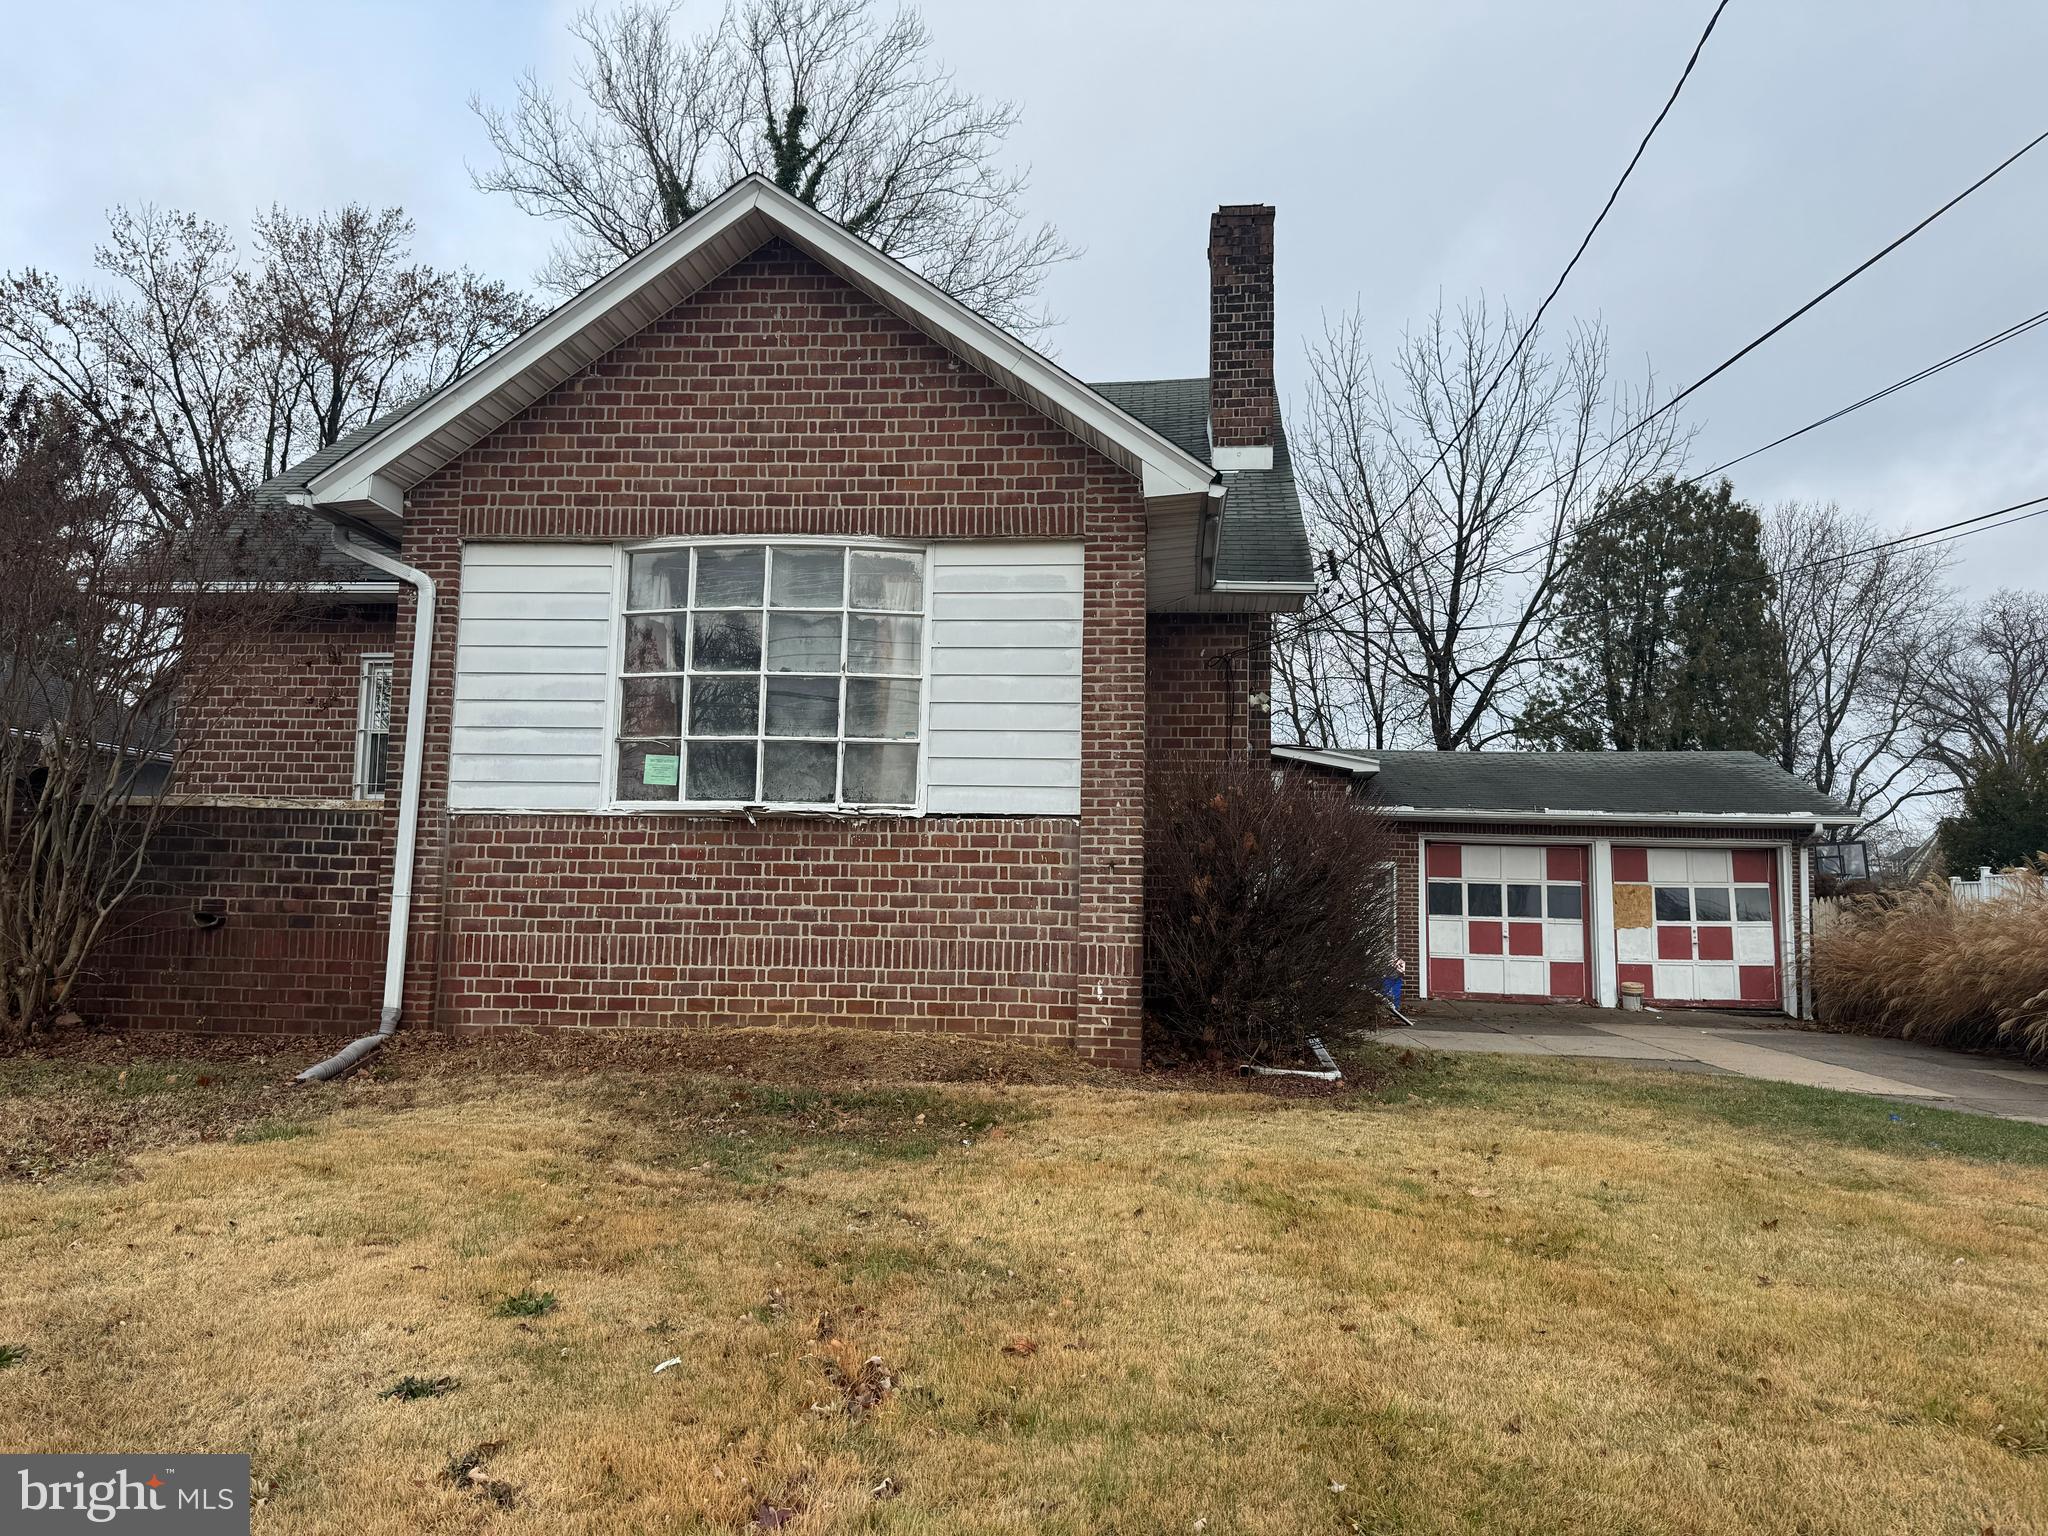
[
  {"xmin": 1276, "ymin": 747, "xmax": 1858, "ymax": 1016},
  {"xmin": 80, "ymin": 177, "xmax": 1311, "ymax": 1066}
]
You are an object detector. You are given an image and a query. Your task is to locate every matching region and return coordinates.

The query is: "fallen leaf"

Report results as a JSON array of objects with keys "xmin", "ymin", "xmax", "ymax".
[{"xmin": 1002, "ymin": 1337, "xmax": 1038, "ymax": 1358}]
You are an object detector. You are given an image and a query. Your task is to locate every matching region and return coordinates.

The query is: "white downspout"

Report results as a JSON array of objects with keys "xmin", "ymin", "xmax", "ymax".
[
  {"xmin": 1797, "ymin": 839, "xmax": 1815, "ymax": 1021},
  {"xmin": 296, "ymin": 518, "xmax": 436, "ymax": 1082}
]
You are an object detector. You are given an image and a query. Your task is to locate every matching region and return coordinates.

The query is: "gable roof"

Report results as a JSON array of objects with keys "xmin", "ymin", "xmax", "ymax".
[
  {"xmin": 269, "ymin": 174, "xmax": 1221, "ymax": 535},
  {"xmin": 1277, "ymin": 747, "xmax": 1856, "ymax": 825},
  {"xmin": 1092, "ymin": 378, "xmax": 1312, "ymax": 589}
]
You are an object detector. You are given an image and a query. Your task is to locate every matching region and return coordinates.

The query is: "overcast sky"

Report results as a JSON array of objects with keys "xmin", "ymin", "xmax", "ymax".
[{"xmin": 6, "ymin": 0, "xmax": 2045, "ymax": 596}]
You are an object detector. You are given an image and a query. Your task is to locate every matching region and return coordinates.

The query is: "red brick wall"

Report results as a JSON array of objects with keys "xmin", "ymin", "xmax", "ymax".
[
  {"xmin": 76, "ymin": 805, "xmax": 386, "ymax": 1033},
  {"xmin": 380, "ymin": 240, "xmax": 1151, "ymax": 1061},
  {"xmin": 441, "ymin": 817, "xmax": 1077, "ymax": 1035},
  {"xmin": 178, "ymin": 605, "xmax": 396, "ymax": 799},
  {"xmin": 1146, "ymin": 613, "xmax": 1273, "ymax": 770}
]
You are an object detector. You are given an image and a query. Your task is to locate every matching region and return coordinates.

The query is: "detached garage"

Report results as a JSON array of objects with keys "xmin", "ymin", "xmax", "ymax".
[{"xmin": 1273, "ymin": 748, "xmax": 1858, "ymax": 1017}]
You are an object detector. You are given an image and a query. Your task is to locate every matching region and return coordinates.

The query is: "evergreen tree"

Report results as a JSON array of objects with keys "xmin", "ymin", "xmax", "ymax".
[
  {"xmin": 1518, "ymin": 476, "xmax": 1781, "ymax": 752},
  {"xmin": 1938, "ymin": 737, "xmax": 2048, "ymax": 873}
]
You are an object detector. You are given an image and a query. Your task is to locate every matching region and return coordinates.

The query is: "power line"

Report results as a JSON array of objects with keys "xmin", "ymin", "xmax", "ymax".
[
  {"xmin": 1276, "ymin": 124, "xmax": 2048, "ymax": 658},
  {"xmin": 1287, "ymin": 492, "xmax": 2048, "ymax": 642},
  {"xmin": 1688, "ymin": 306, "xmax": 2048, "ymax": 483},
  {"xmin": 1366, "ymin": 0, "xmax": 1732, "ymax": 531}
]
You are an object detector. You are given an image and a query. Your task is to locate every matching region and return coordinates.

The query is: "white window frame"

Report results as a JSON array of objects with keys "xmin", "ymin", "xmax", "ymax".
[
  {"xmin": 352, "ymin": 652, "xmax": 394, "ymax": 800},
  {"xmin": 603, "ymin": 535, "xmax": 933, "ymax": 815}
]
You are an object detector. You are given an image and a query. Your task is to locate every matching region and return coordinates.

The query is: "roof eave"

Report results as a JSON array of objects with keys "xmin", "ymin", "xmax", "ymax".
[
  {"xmin": 1378, "ymin": 805, "xmax": 1860, "ymax": 828},
  {"xmin": 1273, "ymin": 744, "xmax": 1379, "ymax": 774},
  {"xmin": 302, "ymin": 176, "xmax": 1218, "ymax": 521}
]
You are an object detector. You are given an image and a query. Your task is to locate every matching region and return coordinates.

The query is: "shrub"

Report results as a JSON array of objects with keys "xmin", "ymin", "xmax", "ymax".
[
  {"xmin": 1813, "ymin": 875, "xmax": 2048, "ymax": 1061},
  {"xmin": 1145, "ymin": 757, "xmax": 1398, "ymax": 1062}
]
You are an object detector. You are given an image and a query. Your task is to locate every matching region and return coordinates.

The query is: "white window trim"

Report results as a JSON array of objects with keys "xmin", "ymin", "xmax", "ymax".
[
  {"xmin": 352, "ymin": 652, "xmax": 394, "ymax": 800},
  {"xmin": 602, "ymin": 535, "xmax": 934, "ymax": 816}
]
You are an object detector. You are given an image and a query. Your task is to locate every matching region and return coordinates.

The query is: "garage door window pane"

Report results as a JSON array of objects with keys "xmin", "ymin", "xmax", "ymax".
[
  {"xmin": 1694, "ymin": 887, "xmax": 1731, "ymax": 922},
  {"xmin": 1427, "ymin": 881, "xmax": 1462, "ymax": 916},
  {"xmin": 1546, "ymin": 884, "xmax": 1583, "ymax": 919},
  {"xmin": 1506, "ymin": 884, "xmax": 1542, "ymax": 918},
  {"xmin": 1467, "ymin": 884, "xmax": 1502, "ymax": 917},
  {"xmin": 1735, "ymin": 887, "xmax": 1772, "ymax": 922},
  {"xmin": 1654, "ymin": 887, "xmax": 1691, "ymax": 921}
]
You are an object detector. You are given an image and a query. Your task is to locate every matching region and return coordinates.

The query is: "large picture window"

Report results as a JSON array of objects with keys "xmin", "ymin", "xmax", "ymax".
[{"xmin": 614, "ymin": 541, "xmax": 925, "ymax": 809}]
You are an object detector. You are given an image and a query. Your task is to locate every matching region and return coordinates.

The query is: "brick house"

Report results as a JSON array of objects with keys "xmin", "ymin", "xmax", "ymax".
[
  {"xmin": 82, "ymin": 177, "xmax": 1312, "ymax": 1068},
  {"xmin": 1275, "ymin": 747, "xmax": 1857, "ymax": 1017}
]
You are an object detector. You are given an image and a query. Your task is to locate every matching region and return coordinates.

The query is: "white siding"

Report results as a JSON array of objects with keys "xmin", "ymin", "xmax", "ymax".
[
  {"xmin": 450, "ymin": 543, "xmax": 613, "ymax": 810},
  {"xmin": 925, "ymin": 542, "xmax": 1083, "ymax": 815}
]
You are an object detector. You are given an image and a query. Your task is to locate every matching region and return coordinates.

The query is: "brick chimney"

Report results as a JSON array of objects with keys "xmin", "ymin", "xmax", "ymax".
[{"xmin": 1208, "ymin": 203, "xmax": 1276, "ymax": 470}]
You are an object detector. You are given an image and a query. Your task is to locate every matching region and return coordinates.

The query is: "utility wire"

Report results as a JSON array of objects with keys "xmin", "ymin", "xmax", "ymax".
[
  {"xmin": 1291, "ymin": 492, "xmax": 2048, "ymax": 641},
  {"xmin": 1687, "ymin": 306, "xmax": 2048, "ymax": 483},
  {"xmin": 1362, "ymin": 0, "xmax": 1733, "ymax": 535},
  {"xmin": 1273, "ymin": 125, "xmax": 2048, "ymax": 659}
]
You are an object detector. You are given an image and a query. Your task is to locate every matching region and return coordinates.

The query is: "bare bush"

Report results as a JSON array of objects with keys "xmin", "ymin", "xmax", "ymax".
[
  {"xmin": 1145, "ymin": 758, "xmax": 1398, "ymax": 1063},
  {"xmin": 0, "ymin": 385, "xmax": 314, "ymax": 1038},
  {"xmin": 1813, "ymin": 876, "xmax": 2048, "ymax": 1061}
]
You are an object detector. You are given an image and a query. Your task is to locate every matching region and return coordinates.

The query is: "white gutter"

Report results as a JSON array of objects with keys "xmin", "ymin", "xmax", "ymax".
[{"xmin": 294, "ymin": 518, "xmax": 435, "ymax": 1082}]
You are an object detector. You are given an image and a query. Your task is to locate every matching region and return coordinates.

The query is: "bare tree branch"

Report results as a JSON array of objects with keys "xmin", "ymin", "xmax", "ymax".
[{"xmin": 470, "ymin": 0, "xmax": 1075, "ymax": 333}]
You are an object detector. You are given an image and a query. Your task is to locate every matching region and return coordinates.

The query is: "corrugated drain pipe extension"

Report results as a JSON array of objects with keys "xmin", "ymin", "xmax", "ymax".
[{"xmin": 295, "ymin": 518, "xmax": 436, "ymax": 1083}]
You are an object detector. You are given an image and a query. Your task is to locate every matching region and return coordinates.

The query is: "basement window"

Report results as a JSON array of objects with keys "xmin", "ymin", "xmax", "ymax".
[
  {"xmin": 613, "ymin": 541, "xmax": 926, "ymax": 811},
  {"xmin": 353, "ymin": 654, "xmax": 393, "ymax": 799}
]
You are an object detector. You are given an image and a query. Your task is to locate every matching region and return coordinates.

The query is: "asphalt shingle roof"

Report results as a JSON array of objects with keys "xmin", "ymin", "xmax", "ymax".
[
  {"xmin": 1300, "ymin": 749, "xmax": 1851, "ymax": 820},
  {"xmin": 1091, "ymin": 376, "xmax": 1313, "ymax": 589}
]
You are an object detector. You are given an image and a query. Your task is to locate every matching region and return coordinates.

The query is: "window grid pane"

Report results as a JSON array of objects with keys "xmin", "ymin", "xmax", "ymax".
[{"xmin": 616, "ymin": 544, "xmax": 922, "ymax": 808}]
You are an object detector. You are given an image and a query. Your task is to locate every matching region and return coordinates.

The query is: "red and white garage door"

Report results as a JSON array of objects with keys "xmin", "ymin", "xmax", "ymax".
[
  {"xmin": 1424, "ymin": 843, "xmax": 1590, "ymax": 1001},
  {"xmin": 1614, "ymin": 846, "xmax": 1781, "ymax": 1006}
]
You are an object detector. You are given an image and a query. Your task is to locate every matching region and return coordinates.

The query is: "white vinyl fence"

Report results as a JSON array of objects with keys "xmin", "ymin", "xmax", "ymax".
[{"xmin": 1950, "ymin": 866, "xmax": 2047, "ymax": 905}]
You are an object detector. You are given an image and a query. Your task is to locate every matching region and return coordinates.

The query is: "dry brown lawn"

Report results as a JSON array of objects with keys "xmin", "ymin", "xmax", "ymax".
[{"xmin": 3, "ymin": 1028, "xmax": 2048, "ymax": 1534}]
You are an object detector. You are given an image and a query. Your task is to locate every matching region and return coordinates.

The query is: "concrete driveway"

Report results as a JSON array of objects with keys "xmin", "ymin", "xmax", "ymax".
[{"xmin": 1390, "ymin": 999, "xmax": 2048, "ymax": 1125}]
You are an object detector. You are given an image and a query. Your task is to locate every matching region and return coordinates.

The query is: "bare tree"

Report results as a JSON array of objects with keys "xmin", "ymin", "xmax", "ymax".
[
  {"xmin": 1763, "ymin": 500, "xmax": 1953, "ymax": 830},
  {"xmin": 1908, "ymin": 588, "xmax": 2048, "ymax": 779},
  {"xmin": 0, "ymin": 204, "xmax": 540, "ymax": 530},
  {"xmin": 471, "ymin": 0, "xmax": 1074, "ymax": 331},
  {"xmin": 1290, "ymin": 300, "xmax": 1686, "ymax": 750},
  {"xmin": 243, "ymin": 205, "xmax": 541, "ymax": 479},
  {"xmin": 1270, "ymin": 588, "xmax": 1411, "ymax": 752},
  {"xmin": 0, "ymin": 384, "xmax": 314, "ymax": 1037}
]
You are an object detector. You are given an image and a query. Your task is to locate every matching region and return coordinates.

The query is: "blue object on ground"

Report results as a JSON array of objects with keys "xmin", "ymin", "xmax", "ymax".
[{"xmin": 1381, "ymin": 975, "xmax": 1403, "ymax": 1005}]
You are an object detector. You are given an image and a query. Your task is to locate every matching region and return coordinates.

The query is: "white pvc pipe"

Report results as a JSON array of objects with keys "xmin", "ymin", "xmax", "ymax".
[{"xmin": 295, "ymin": 516, "xmax": 436, "ymax": 1081}]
